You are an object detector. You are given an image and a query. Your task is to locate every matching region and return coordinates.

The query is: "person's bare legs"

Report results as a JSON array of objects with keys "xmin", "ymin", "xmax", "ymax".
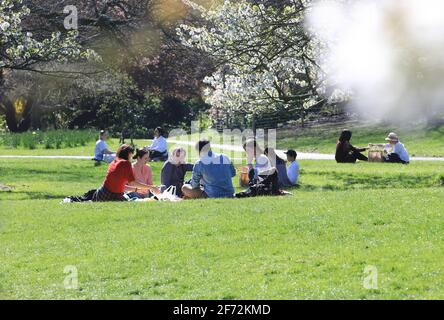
[{"xmin": 181, "ymin": 184, "xmax": 206, "ymax": 199}]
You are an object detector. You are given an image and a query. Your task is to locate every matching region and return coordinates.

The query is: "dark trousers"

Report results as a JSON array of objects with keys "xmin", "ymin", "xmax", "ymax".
[
  {"xmin": 385, "ymin": 153, "xmax": 408, "ymax": 164},
  {"xmin": 149, "ymin": 150, "xmax": 168, "ymax": 160},
  {"xmin": 340, "ymin": 151, "xmax": 368, "ymax": 163},
  {"xmin": 248, "ymin": 169, "xmax": 280, "ymax": 193}
]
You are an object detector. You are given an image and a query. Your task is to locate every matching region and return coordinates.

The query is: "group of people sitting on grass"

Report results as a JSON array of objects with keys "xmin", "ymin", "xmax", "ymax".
[
  {"xmin": 335, "ymin": 130, "xmax": 410, "ymax": 164},
  {"xmin": 68, "ymin": 127, "xmax": 409, "ymax": 203},
  {"xmin": 67, "ymin": 135, "xmax": 300, "ymax": 202},
  {"xmin": 93, "ymin": 127, "xmax": 168, "ymax": 165}
]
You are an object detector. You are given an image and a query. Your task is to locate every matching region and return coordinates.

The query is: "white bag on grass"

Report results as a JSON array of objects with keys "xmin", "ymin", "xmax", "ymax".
[{"xmin": 155, "ymin": 186, "xmax": 182, "ymax": 202}]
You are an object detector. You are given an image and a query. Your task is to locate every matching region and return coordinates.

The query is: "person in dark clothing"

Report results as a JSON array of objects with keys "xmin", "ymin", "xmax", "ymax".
[
  {"xmin": 335, "ymin": 130, "xmax": 369, "ymax": 163},
  {"xmin": 161, "ymin": 147, "xmax": 194, "ymax": 197},
  {"xmin": 235, "ymin": 139, "xmax": 281, "ymax": 198},
  {"xmin": 264, "ymin": 147, "xmax": 293, "ymax": 187}
]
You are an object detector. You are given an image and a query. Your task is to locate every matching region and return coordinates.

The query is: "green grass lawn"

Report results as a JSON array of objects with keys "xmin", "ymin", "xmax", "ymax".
[
  {"xmin": 2, "ymin": 121, "xmax": 444, "ymax": 159},
  {"xmin": 1, "ymin": 158, "xmax": 443, "ymax": 299},
  {"xmin": 277, "ymin": 121, "xmax": 444, "ymax": 157},
  {"xmin": 0, "ymin": 138, "xmax": 153, "ymax": 156}
]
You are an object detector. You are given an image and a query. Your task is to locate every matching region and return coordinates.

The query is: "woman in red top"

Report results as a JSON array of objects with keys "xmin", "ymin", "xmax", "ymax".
[{"xmin": 93, "ymin": 144, "xmax": 158, "ymax": 202}]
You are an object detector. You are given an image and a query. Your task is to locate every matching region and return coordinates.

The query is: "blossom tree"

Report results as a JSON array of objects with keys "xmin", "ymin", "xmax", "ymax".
[
  {"xmin": 177, "ymin": 0, "xmax": 328, "ymax": 125},
  {"xmin": 0, "ymin": 0, "xmax": 97, "ymax": 72}
]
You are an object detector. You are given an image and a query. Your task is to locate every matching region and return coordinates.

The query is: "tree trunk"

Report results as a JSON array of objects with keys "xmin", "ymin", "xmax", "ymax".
[{"xmin": 2, "ymin": 96, "xmax": 33, "ymax": 133}]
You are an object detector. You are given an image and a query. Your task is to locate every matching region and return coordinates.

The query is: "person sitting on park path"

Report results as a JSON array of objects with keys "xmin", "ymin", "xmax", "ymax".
[
  {"xmin": 284, "ymin": 149, "xmax": 300, "ymax": 186},
  {"xmin": 236, "ymin": 139, "xmax": 280, "ymax": 198},
  {"xmin": 145, "ymin": 127, "xmax": 168, "ymax": 161},
  {"xmin": 383, "ymin": 132, "xmax": 410, "ymax": 164},
  {"xmin": 264, "ymin": 147, "xmax": 293, "ymax": 187},
  {"xmin": 93, "ymin": 144, "xmax": 159, "ymax": 202},
  {"xmin": 161, "ymin": 147, "xmax": 194, "ymax": 197},
  {"xmin": 125, "ymin": 148, "xmax": 153, "ymax": 199},
  {"xmin": 94, "ymin": 130, "xmax": 115, "ymax": 164},
  {"xmin": 182, "ymin": 140, "xmax": 236, "ymax": 199},
  {"xmin": 335, "ymin": 130, "xmax": 368, "ymax": 163}
]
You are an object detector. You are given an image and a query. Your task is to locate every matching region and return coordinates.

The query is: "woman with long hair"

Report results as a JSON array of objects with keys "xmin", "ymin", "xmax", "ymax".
[
  {"xmin": 335, "ymin": 130, "xmax": 368, "ymax": 163},
  {"xmin": 93, "ymin": 144, "xmax": 159, "ymax": 202},
  {"xmin": 125, "ymin": 148, "xmax": 154, "ymax": 199}
]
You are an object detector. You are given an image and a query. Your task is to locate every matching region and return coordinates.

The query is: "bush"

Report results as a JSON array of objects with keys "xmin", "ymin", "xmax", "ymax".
[{"xmin": 0, "ymin": 130, "xmax": 96, "ymax": 150}]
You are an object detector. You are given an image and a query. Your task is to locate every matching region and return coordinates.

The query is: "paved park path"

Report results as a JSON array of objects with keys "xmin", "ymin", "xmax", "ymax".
[
  {"xmin": 167, "ymin": 139, "xmax": 444, "ymax": 162},
  {"xmin": 1, "ymin": 139, "xmax": 443, "ymax": 161}
]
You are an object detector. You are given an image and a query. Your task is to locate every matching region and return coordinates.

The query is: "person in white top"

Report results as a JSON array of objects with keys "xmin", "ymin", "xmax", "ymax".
[
  {"xmin": 94, "ymin": 130, "xmax": 115, "ymax": 164},
  {"xmin": 383, "ymin": 132, "xmax": 410, "ymax": 164},
  {"xmin": 284, "ymin": 149, "xmax": 300, "ymax": 185},
  {"xmin": 243, "ymin": 139, "xmax": 280, "ymax": 189},
  {"xmin": 145, "ymin": 127, "xmax": 168, "ymax": 161}
]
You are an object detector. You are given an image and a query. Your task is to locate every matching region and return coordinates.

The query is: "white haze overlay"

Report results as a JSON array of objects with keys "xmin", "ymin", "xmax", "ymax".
[{"xmin": 308, "ymin": 0, "xmax": 444, "ymax": 121}]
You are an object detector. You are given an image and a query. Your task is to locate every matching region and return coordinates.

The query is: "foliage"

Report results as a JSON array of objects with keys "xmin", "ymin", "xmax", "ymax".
[
  {"xmin": 178, "ymin": 0, "xmax": 326, "ymax": 121},
  {"xmin": 0, "ymin": 0, "xmax": 100, "ymax": 132},
  {"xmin": 0, "ymin": 0, "xmax": 98, "ymax": 71},
  {"xmin": 0, "ymin": 129, "xmax": 95, "ymax": 149}
]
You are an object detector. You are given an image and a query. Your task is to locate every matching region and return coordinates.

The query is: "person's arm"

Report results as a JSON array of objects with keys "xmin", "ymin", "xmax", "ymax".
[
  {"xmin": 146, "ymin": 166, "xmax": 153, "ymax": 186},
  {"xmin": 259, "ymin": 167, "xmax": 276, "ymax": 176},
  {"xmin": 124, "ymin": 162, "xmax": 159, "ymax": 194},
  {"xmin": 190, "ymin": 162, "xmax": 203, "ymax": 189},
  {"xmin": 229, "ymin": 161, "xmax": 236, "ymax": 177},
  {"xmin": 149, "ymin": 137, "xmax": 167, "ymax": 152},
  {"xmin": 127, "ymin": 181, "xmax": 161, "ymax": 195},
  {"xmin": 145, "ymin": 137, "xmax": 157, "ymax": 151},
  {"xmin": 355, "ymin": 146, "xmax": 367, "ymax": 152},
  {"xmin": 185, "ymin": 163, "xmax": 194, "ymax": 172},
  {"xmin": 161, "ymin": 163, "xmax": 173, "ymax": 189},
  {"xmin": 103, "ymin": 148, "xmax": 114, "ymax": 155}
]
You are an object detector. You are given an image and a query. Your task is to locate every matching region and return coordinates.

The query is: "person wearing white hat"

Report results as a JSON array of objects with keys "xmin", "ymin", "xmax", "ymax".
[{"xmin": 383, "ymin": 132, "xmax": 410, "ymax": 164}]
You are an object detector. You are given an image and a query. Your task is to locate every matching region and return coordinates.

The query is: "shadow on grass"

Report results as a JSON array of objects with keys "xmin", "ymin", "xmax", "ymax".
[
  {"xmin": 0, "ymin": 167, "xmax": 100, "ymax": 183},
  {"xmin": 0, "ymin": 191, "xmax": 64, "ymax": 201},
  {"xmin": 297, "ymin": 172, "xmax": 443, "ymax": 192}
]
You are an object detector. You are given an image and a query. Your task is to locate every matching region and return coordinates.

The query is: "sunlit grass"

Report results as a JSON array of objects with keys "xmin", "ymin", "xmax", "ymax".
[{"xmin": 0, "ymin": 159, "xmax": 443, "ymax": 299}]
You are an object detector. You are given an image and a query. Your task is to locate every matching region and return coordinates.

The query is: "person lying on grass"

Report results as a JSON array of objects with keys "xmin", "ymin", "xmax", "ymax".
[
  {"xmin": 383, "ymin": 132, "xmax": 410, "ymax": 164},
  {"xmin": 93, "ymin": 144, "xmax": 160, "ymax": 202},
  {"xmin": 335, "ymin": 130, "xmax": 369, "ymax": 163},
  {"xmin": 161, "ymin": 147, "xmax": 194, "ymax": 197},
  {"xmin": 125, "ymin": 148, "xmax": 153, "ymax": 200},
  {"xmin": 182, "ymin": 140, "xmax": 236, "ymax": 199},
  {"xmin": 94, "ymin": 130, "xmax": 116, "ymax": 164}
]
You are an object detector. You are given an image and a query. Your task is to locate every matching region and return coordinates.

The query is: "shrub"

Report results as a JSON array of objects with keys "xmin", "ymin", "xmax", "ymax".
[{"xmin": 0, "ymin": 130, "xmax": 96, "ymax": 150}]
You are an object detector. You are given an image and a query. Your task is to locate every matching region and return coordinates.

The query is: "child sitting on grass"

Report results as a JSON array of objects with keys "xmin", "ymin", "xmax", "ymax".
[{"xmin": 284, "ymin": 149, "xmax": 299, "ymax": 186}]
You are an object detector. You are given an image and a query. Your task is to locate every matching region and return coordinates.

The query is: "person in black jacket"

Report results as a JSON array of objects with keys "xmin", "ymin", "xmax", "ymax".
[
  {"xmin": 161, "ymin": 147, "xmax": 194, "ymax": 197},
  {"xmin": 335, "ymin": 130, "xmax": 368, "ymax": 163}
]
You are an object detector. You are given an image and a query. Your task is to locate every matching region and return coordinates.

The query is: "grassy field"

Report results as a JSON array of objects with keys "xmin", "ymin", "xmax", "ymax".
[
  {"xmin": 2, "ymin": 121, "xmax": 444, "ymax": 159},
  {"xmin": 277, "ymin": 121, "xmax": 444, "ymax": 157},
  {"xmin": 0, "ymin": 138, "xmax": 151, "ymax": 156},
  {"xmin": 1, "ymin": 158, "xmax": 443, "ymax": 299}
]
